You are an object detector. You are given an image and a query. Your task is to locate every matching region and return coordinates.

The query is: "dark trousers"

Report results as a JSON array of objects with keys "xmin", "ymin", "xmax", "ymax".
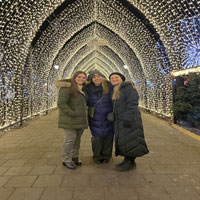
[{"xmin": 92, "ymin": 135, "xmax": 114, "ymax": 161}]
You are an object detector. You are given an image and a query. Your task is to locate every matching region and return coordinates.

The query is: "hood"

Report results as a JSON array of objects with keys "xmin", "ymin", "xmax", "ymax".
[
  {"xmin": 120, "ymin": 81, "xmax": 136, "ymax": 89},
  {"xmin": 85, "ymin": 79, "xmax": 111, "ymax": 94},
  {"xmin": 54, "ymin": 79, "xmax": 71, "ymax": 88}
]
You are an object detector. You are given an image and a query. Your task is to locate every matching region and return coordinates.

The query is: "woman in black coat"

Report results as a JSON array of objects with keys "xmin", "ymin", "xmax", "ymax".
[{"xmin": 109, "ymin": 72, "xmax": 149, "ymax": 171}]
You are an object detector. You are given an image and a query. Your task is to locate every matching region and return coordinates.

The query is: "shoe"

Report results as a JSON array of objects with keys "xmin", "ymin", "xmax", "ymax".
[
  {"xmin": 72, "ymin": 157, "xmax": 82, "ymax": 166},
  {"xmin": 62, "ymin": 162, "xmax": 77, "ymax": 170},
  {"xmin": 115, "ymin": 160, "xmax": 136, "ymax": 172},
  {"xmin": 93, "ymin": 159, "xmax": 103, "ymax": 164},
  {"xmin": 102, "ymin": 159, "xmax": 109, "ymax": 163},
  {"xmin": 116, "ymin": 158, "xmax": 126, "ymax": 167},
  {"xmin": 116, "ymin": 157, "xmax": 136, "ymax": 167}
]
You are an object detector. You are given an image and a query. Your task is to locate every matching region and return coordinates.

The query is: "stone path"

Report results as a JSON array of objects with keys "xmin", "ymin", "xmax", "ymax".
[{"xmin": 0, "ymin": 110, "xmax": 200, "ymax": 200}]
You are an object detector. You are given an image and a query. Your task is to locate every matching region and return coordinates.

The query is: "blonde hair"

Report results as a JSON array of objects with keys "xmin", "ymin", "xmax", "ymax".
[
  {"xmin": 112, "ymin": 81, "xmax": 136, "ymax": 100},
  {"xmin": 102, "ymin": 79, "xmax": 109, "ymax": 94},
  {"xmin": 112, "ymin": 83, "xmax": 122, "ymax": 100}
]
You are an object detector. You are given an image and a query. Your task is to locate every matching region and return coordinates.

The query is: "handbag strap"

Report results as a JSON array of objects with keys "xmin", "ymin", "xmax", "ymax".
[{"xmin": 95, "ymin": 95, "xmax": 104, "ymax": 107}]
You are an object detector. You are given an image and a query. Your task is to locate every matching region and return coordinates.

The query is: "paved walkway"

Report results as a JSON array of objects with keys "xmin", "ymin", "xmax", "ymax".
[{"xmin": 0, "ymin": 110, "xmax": 200, "ymax": 200}]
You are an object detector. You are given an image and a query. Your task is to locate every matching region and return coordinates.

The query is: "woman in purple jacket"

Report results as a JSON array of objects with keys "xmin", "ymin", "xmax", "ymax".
[{"xmin": 84, "ymin": 70, "xmax": 114, "ymax": 164}]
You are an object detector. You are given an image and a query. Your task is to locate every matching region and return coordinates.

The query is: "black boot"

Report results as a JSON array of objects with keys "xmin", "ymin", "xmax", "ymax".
[
  {"xmin": 72, "ymin": 157, "xmax": 82, "ymax": 166},
  {"xmin": 62, "ymin": 162, "xmax": 77, "ymax": 170},
  {"xmin": 102, "ymin": 156, "xmax": 111, "ymax": 163},
  {"xmin": 102, "ymin": 158, "xmax": 110, "ymax": 163},
  {"xmin": 93, "ymin": 158, "xmax": 103, "ymax": 164},
  {"xmin": 126, "ymin": 156, "xmax": 136, "ymax": 163},
  {"xmin": 116, "ymin": 157, "xmax": 126, "ymax": 167},
  {"xmin": 116, "ymin": 157, "xmax": 136, "ymax": 172}
]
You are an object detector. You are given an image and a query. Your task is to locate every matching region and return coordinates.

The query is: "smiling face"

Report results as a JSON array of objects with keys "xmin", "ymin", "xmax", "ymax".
[
  {"xmin": 110, "ymin": 74, "xmax": 123, "ymax": 86},
  {"xmin": 75, "ymin": 73, "xmax": 87, "ymax": 85},
  {"xmin": 92, "ymin": 74, "xmax": 103, "ymax": 86}
]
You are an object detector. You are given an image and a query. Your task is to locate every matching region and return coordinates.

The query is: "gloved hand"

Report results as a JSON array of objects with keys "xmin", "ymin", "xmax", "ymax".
[
  {"xmin": 123, "ymin": 120, "xmax": 132, "ymax": 128},
  {"xmin": 107, "ymin": 112, "xmax": 114, "ymax": 122}
]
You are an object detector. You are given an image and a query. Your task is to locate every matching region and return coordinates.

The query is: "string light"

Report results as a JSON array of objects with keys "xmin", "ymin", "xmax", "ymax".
[
  {"xmin": 171, "ymin": 66, "xmax": 200, "ymax": 77},
  {"xmin": 54, "ymin": 64, "xmax": 59, "ymax": 70},
  {"xmin": 0, "ymin": 0, "xmax": 199, "ymax": 129}
]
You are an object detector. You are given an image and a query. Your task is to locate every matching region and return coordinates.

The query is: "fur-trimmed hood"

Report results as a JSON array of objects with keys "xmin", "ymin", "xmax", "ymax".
[
  {"xmin": 54, "ymin": 79, "xmax": 71, "ymax": 88},
  {"xmin": 120, "ymin": 80, "xmax": 136, "ymax": 89}
]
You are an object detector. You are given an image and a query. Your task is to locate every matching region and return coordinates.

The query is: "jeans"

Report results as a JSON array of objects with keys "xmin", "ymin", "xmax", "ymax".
[{"xmin": 63, "ymin": 129, "xmax": 83, "ymax": 163}]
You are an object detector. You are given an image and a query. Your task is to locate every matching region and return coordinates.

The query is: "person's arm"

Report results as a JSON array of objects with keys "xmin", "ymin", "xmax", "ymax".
[{"xmin": 57, "ymin": 87, "xmax": 77, "ymax": 117}]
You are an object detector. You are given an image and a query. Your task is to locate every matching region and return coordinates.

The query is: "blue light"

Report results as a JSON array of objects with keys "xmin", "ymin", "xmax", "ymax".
[
  {"xmin": 155, "ymin": 40, "xmax": 171, "ymax": 76},
  {"xmin": 150, "ymin": 83, "xmax": 155, "ymax": 88},
  {"xmin": 133, "ymin": 80, "xmax": 140, "ymax": 85},
  {"xmin": 181, "ymin": 16, "xmax": 200, "ymax": 68},
  {"xmin": 7, "ymin": 71, "xmax": 12, "ymax": 75}
]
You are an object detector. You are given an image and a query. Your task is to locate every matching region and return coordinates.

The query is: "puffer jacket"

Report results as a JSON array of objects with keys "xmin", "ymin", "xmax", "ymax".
[
  {"xmin": 84, "ymin": 80, "xmax": 114, "ymax": 137},
  {"xmin": 112, "ymin": 81, "xmax": 149, "ymax": 157},
  {"xmin": 55, "ymin": 79, "xmax": 88, "ymax": 129}
]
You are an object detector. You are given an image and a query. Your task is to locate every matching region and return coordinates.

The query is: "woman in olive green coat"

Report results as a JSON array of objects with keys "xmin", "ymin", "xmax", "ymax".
[{"xmin": 55, "ymin": 71, "xmax": 88, "ymax": 170}]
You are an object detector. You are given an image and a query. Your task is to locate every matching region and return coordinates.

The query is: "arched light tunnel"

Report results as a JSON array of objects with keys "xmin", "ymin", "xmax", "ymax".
[{"xmin": 0, "ymin": 0, "xmax": 200, "ymax": 129}]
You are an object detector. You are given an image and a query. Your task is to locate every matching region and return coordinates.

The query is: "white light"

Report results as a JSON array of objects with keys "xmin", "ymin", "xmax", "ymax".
[
  {"xmin": 170, "ymin": 66, "xmax": 200, "ymax": 77},
  {"xmin": 54, "ymin": 64, "xmax": 59, "ymax": 69},
  {"xmin": 0, "ymin": 51, "xmax": 3, "ymax": 61},
  {"xmin": 123, "ymin": 65, "xmax": 128, "ymax": 69}
]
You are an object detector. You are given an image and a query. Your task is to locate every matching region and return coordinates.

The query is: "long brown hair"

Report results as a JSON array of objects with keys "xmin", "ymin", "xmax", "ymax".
[{"xmin": 70, "ymin": 71, "xmax": 87, "ymax": 96}]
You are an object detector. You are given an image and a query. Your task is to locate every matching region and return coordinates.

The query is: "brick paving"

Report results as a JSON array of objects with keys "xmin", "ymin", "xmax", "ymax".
[{"xmin": 0, "ymin": 110, "xmax": 200, "ymax": 200}]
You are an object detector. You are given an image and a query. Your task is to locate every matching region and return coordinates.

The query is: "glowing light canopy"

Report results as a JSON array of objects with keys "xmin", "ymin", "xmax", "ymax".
[{"xmin": 0, "ymin": 0, "xmax": 199, "ymax": 129}]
